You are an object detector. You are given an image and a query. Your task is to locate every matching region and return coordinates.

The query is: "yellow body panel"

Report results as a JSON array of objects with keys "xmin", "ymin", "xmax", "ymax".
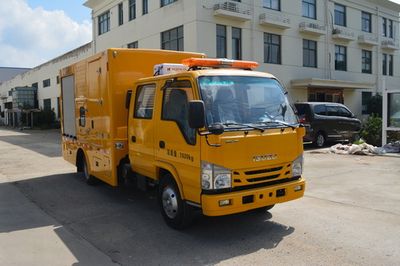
[{"xmin": 60, "ymin": 49, "xmax": 205, "ymax": 186}]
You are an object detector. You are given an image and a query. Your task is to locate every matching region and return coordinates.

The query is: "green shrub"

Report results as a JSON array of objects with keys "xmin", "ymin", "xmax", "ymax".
[{"xmin": 360, "ymin": 114, "xmax": 382, "ymax": 146}]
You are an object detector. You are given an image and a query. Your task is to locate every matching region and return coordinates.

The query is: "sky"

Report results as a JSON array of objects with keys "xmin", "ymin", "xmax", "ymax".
[
  {"xmin": 0, "ymin": 0, "xmax": 92, "ymax": 68},
  {"xmin": 1, "ymin": 0, "xmax": 400, "ymax": 68}
]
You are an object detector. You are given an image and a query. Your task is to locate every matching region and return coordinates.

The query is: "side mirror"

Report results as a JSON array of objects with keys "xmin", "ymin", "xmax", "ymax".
[{"xmin": 188, "ymin": 100, "xmax": 205, "ymax": 129}]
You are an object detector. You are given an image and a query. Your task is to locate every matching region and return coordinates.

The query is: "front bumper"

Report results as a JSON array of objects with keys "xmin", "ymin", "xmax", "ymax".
[{"xmin": 201, "ymin": 178, "xmax": 305, "ymax": 216}]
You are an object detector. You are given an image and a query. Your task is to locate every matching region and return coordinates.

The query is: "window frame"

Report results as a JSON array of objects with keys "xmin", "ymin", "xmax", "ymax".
[
  {"xmin": 335, "ymin": 45, "xmax": 347, "ymax": 71},
  {"xmin": 98, "ymin": 11, "xmax": 110, "ymax": 35},
  {"xmin": 334, "ymin": 3, "xmax": 346, "ymax": 27},
  {"xmin": 134, "ymin": 83, "xmax": 156, "ymax": 119},
  {"xmin": 118, "ymin": 3, "xmax": 124, "ymax": 26},
  {"xmin": 303, "ymin": 39, "xmax": 317, "ymax": 68},
  {"xmin": 361, "ymin": 11, "xmax": 371, "ymax": 33},
  {"xmin": 264, "ymin": 33, "xmax": 281, "ymax": 64},
  {"xmin": 216, "ymin": 24, "xmax": 227, "ymax": 58},
  {"xmin": 43, "ymin": 78, "xmax": 51, "ymax": 88},
  {"xmin": 143, "ymin": 0, "xmax": 148, "ymax": 15},
  {"xmin": 161, "ymin": 0, "xmax": 177, "ymax": 7},
  {"xmin": 361, "ymin": 50, "xmax": 372, "ymax": 74},
  {"xmin": 232, "ymin": 27, "xmax": 242, "ymax": 60},
  {"xmin": 302, "ymin": 0, "xmax": 316, "ymax": 19},
  {"xmin": 161, "ymin": 25, "xmax": 184, "ymax": 51},
  {"xmin": 129, "ymin": 0, "xmax": 136, "ymax": 21},
  {"xmin": 263, "ymin": 0, "xmax": 280, "ymax": 11}
]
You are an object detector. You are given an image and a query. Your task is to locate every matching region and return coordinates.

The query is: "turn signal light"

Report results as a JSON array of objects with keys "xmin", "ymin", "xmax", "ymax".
[{"xmin": 182, "ymin": 58, "xmax": 259, "ymax": 70}]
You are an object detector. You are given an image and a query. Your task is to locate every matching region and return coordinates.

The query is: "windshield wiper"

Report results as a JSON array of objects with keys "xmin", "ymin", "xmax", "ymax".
[
  {"xmin": 222, "ymin": 122, "xmax": 265, "ymax": 132},
  {"xmin": 258, "ymin": 120, "xmax": 298, "ymax": 130}
]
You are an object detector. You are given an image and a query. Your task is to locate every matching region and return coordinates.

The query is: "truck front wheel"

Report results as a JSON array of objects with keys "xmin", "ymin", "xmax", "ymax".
[{"xmin": 158, "ymin": 174, "xmax": 192, "ymax": 229}]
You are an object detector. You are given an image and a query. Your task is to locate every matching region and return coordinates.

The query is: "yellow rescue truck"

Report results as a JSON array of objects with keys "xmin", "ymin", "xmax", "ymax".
[{"xmin": 60, "ymin": 49, "xmax": 305, "ymax": 229}]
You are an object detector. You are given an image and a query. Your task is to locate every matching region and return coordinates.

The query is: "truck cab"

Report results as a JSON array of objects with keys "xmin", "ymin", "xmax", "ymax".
[{"xmin": 127, "ymin": 58, "xmax": 305, "ymax": 228}]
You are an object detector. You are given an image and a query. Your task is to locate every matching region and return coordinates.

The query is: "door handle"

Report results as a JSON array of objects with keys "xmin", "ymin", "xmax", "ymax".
[
  {"xmin": 131, "ymin": 136, "xmax": 136, "ymax": 143},
  {"xmin": 159, "ymin": 141, "xmax": 166, "ymax": 149}
]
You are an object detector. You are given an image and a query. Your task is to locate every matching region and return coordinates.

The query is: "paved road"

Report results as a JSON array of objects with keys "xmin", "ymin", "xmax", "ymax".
[{"xmin": 0, "ymin": 128, "xmax": 399, "ymax": 265}]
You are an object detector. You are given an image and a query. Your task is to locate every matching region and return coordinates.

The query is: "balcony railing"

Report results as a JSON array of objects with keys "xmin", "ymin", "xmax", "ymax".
[
  {"xmin": 259, "ymin": 12, "xmax": 291, "ymax": 29},
  {"xmin": 332, "ymin": 27, "xmax": 355, "ymax": 41},
  {"xmin": 358, "ymin": 34, "xmax": 378, "ymax": 46},
  {"xmin": 213, "ymin": 1, "xmax": 251, "ymax": 21},
  {"xmin": 381, "ymin": 39, "xmax": 399, "ymax": 50},
  {"xmin": 299, "ymin": 22, "xmax": 326, "ymax": 35}
]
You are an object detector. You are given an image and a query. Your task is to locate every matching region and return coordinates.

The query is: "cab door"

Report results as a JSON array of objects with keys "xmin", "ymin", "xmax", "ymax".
[
  {"xmin": 154, "ymin": 79, "xmax": 201, "ymax": 202},
  {"xmin": 128, "ymin": 83, "xmax": 157, "ymax": 178}
]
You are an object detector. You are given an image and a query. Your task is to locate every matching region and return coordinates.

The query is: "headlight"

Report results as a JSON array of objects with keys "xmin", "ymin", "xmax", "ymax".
[
  {"xmin": 292, "ymin": 154, "xmax": 303, "ymax": 177},
  {"xmin": 201, "ymin": 161, "xmax": 232, "ymax": 190}
]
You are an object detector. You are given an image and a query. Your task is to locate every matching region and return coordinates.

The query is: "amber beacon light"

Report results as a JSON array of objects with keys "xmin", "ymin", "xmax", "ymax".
[{"xmin": 182, "ymin": 58, "xmax": 259, "ymax": 70}]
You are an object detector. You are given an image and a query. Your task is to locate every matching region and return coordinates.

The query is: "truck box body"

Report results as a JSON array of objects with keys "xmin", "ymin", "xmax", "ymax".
[{"xmin": 60, "ymin": 49, "xmax": 204, "ymax": 186}]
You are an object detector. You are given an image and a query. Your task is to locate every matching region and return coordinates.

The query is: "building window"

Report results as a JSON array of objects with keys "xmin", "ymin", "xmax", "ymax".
[
  {"xmin": 389, "ymin": 54, "xmax": 393, "ymax": 76},
  {"xmin": 143, "ymin": 0, "xmax": 148, "ymax": 15},
  {"xmin": 362, "ymin": 92, "xmax": 372, "ymax": 115},
  {"xmin": 335, "ymin": 45, "xmax": 347, "ymax": 71},
  {"xmin": 232, "ymin": 27, "xmax": 242, "ymax": 60},
  {"xmin": 334, "ymin": 3, "xmax": 346, "ymax": 27},
  {"xmin": 118, "ymin": 3, "xmax": 124, "ymax": 26},
  {"xmin": 302, "ymin": 0, "xmax": 316, "ymax": 19},
  {"xmin": 32, "ymin": 82, "xmax": 38, "ymax": 89},
  {"xmin": 129, "ymin": 0, "xmax": 136, "ymax": 21},
  {"xmin": 161, "ymin": 25, "xmax": 184, "ymax": 51},
  {"xmin": 263, "ymin": 0, "xmax": 280, "ymax": 11},
  {"xmin": 128, "ymin": 41, "xmax": 138, "ymax": 48},
  {"xmin": 161, "ymin": 0, "xmax": 177, "ymax": 7},
  {"xmin": 383, "ymin": 53, "xmax": 387, "ymax": 75},
  {"xmin": 43, "ymin": 79, "xmax": 51, "ymax": 88},
  {"xmin": 388, "ymin": 19, "xmax": 394, "ymax": 38},
  {"xmin": 264, "ymin": 33, "xmax": 281, "ymax": 64},
  {"xmin": 43, "ymin": 98, "xmax": 51, "ymax": 111},
  {"xmin": 216, "ymin": 24, "xmax": 227, "ymax": 58},
  {"xmin": 383, "ymin": 53, "xmax": 394, "ymax": 76},
  {"xmin": 361, "ymin": 12, "xmax": 371, "ymax": 33},
  {"xmin": 362, "ymin": 50, "xmax": 372, "ymax": 74},
  {"xmin": 98, "ymin": 11, "xmax": 110, "ymax": 35},
  {"xmin": 56, "ymin": 76, "xmax": 60, "ymax": 84},
  {"xmin": 382, "ymin": 18, "xmax": 387, "ymax": 37},
  {"xmin": 303, "ymin": 39, "xmax": 317, "ymax": 68},
  {"xmin": 57, "ymin": 97, "xmax": 60, "ymax": 118}
]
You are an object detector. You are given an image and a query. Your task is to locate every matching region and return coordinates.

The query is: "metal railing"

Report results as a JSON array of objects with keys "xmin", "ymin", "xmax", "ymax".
[
  {"xmin": 259, "ymin": 13, "xmax": 290, "ymax": 25},
  {"xmin": 299, "ymin": 22, "xmax": 326, "ymax": 31},
  {"xmin": 214, "ymin": 1, "xmax": 251, "ymax": 15}
]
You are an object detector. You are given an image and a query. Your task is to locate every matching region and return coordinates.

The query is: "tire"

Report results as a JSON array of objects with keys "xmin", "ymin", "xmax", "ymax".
[
  {"xmin": 314, "ymin": 132, "xmax": 326, "ymax": 147},
  {"xmin": 82, "ymin": 155, "xmax": 97, "ymax": 186},
  {"xmin": 158, "ymin": 174, "xmax": 192, "ymax": 230}
]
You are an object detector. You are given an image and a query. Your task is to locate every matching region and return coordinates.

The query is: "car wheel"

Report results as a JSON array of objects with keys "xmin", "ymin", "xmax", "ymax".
[
  {"xmin": 314, "ymin": 132, "xmax": 326, "ymax": 147},
  {"xmin": 82, "ymin": 155, "xmax": 97, "ymax": 185},
  {"xmin": 158, "ymin": 174, "xmax": 192, "ymax": 230}
]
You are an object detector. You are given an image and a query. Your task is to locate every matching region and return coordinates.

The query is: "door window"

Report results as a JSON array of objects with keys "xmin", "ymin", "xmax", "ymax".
[
  {"xmin": 338, "ymin": 106, "xmax": 352, "ymax": 117},
  {"xmin": 314, "ymin": 104, "xmax": 326, "ymax": 115},
  {"xmin": 326, "ymin": 106, "xmax": 339, "ymax": 116},
  {"xmin": 161, "ymin": 80, "xmax": 195, "ymax": 145},
  {"xmin": 134, "ymin": 84, "xmax": 156, "ymax": 119}
]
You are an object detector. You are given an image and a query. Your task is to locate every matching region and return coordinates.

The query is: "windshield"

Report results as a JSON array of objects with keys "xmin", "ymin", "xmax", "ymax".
[{"xmin": 198, "ymin": 76, "xmax": 298, "ymax": 129}]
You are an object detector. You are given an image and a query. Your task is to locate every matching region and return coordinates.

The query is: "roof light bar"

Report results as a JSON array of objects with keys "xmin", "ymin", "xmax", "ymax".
[{"xmin": 182, "ymin": 58, "xmax": 259, "ymax": 70}]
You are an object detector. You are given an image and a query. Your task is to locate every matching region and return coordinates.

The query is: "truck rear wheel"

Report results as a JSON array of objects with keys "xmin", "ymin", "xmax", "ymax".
[
  {"xmin": 158, "ymin": 174, "xmax": 192, "ymax": 229},
  {"xmin": 82, "ymin": 155, "xmax": 97, "ymax": 186}
]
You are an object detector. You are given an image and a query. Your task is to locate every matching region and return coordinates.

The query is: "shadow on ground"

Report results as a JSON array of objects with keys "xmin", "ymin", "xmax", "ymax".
[
  {"xmin": 2, "ymin": 172, "xmax": 295, "ymax": 265},
  {"xmin": 0, "ymin": 128, "xmax": 61, "ymax": 157}
]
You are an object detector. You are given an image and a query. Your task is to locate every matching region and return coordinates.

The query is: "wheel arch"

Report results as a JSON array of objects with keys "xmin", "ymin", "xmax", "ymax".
[{"xmin": 156, "ymin": 162, "xmax": 185, "ymax": 200}]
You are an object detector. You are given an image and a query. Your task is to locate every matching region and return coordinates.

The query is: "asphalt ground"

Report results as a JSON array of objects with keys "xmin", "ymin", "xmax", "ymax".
[{"xmin": 0, "ymin": 128, "xmax": 399, "ymax": 266}]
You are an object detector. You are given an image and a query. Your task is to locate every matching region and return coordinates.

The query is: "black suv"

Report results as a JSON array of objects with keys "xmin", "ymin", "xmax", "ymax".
[{"xmin": 294, "ymin": 102, "xmax": 361, "ymax": 147}]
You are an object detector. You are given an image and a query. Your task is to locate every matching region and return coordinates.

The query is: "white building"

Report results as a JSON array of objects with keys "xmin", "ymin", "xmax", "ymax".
[
  {"xmin": 1, "ymin": 0, "xmax": 400, "ymax": 125},
  {"xmin": 0, "ymin": 43, "xmax": 92, "ymax": 125},
  {"xmin": 85, "ymin": 0, "xmax": 400, "ymax": 118}
]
